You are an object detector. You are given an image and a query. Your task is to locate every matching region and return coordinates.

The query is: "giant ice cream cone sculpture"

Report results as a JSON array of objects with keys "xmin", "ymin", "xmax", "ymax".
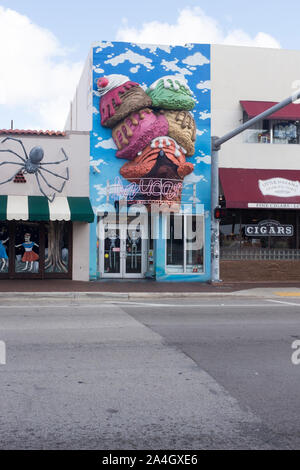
[{"xmin": 97, "ymin": 74, "xmax": 196, "ymax": 204}]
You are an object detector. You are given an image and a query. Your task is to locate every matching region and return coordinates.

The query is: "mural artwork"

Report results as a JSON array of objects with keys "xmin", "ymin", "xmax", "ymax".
[
  {"xmin": 15, "ymin": 232, "xmax": 39, "ymax": 272},
  {"xmin": 97, "ymin": 74, "xmax": 196, "ymax": 205},
  {"xmin": 0, "ymin": 233, "xmax": 8, "ymax": 271},
  {"xmin": 90, "ymin": 41, "xmax": 211, "ymax": 280},
  {"xmin": 0, "ymin": 137, "xmax": 69, "ymax": 202}
]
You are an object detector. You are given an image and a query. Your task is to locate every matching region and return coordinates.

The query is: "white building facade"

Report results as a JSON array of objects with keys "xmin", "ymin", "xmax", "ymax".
[{"xmin": 212, "ymin": 45, "xmax": 300, "ymax": 281}]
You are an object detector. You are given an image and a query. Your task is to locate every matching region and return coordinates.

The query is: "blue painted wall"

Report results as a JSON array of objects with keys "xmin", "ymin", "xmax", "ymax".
[{"xmin": 89, "ymin": 40, "xmax": 211, "ymax": 281}]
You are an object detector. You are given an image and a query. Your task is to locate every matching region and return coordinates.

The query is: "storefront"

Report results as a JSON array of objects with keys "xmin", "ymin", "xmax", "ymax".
[
  {"xmin": 85, "ymin": 41, "xmax": 212, "ymax": 282},
  {"xmin": 219, "ymin": 168, "xmax": 300, "ymax": 280},
  {"xmin": 95, "ymin": 207, "xmax": 207, "ymax": 281},
  {"xmin": 0, "ymin": 195, "xmax": 93, "ymax": 279},
  {"xmin": 0, "ymin": 131, "xmax": 94, "ymax": 281}
]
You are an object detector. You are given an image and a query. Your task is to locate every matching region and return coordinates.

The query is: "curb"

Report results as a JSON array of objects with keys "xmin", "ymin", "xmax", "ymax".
[{"xmin": 0, "ymin": 290, "xmax": 262, "ymax": 300}]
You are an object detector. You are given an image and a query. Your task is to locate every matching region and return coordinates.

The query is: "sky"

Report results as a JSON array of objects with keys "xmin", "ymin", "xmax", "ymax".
[{"xmin": 0, "ymin": 0, "xmax": 300, "ymax": 130}]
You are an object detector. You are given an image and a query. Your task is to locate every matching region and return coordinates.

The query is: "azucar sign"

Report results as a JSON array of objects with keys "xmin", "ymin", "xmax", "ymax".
[{"xmin": 245, "ymin": 220, "xmax": 294, "ymax": 237}]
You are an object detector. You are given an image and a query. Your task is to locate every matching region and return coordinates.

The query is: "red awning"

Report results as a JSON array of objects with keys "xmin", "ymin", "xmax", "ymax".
[
  {"xmin": 220, "ymin": 168, "xmax": 300, "ymax": 209},
  {"xmin": 240, "ymin": 100, "xmax": 300, "ymax": 120}
]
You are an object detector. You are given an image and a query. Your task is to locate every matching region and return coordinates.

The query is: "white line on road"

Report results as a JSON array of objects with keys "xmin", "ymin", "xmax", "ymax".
[
  {"xmin": 106, "ymin": 301, "xmax": 300, "ymax": 308},
  {"xmin": 0, "ymin": 301, "xmax": 297, "ymax": 309},
  {"xmin": 266, "ymin": 299, "xmax": 300, "ymax": 307}
]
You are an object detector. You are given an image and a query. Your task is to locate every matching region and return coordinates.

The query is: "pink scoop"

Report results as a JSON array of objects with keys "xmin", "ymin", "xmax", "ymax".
[{"xmin": 112, "ymin": 109, "xmax": 169, "ymax": 160}]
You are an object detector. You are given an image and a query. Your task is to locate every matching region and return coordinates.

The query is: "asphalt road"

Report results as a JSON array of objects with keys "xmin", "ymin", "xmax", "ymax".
[{"xmin": 0, "ymin": 296, "xmax": 300, "ymax": 449}]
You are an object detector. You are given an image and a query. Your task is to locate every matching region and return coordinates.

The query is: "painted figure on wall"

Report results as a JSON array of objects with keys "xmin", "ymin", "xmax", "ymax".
[
  {"xmin": 16, "ymin": 233, "xmax": 39, "ymax": 271},
  {"xmin": 97, "ymin": 74, "xmax": 196, "ymax": 204},
  {"xmin": 0, "ymin": 235, "xmax": 9, "ymax": 271}
]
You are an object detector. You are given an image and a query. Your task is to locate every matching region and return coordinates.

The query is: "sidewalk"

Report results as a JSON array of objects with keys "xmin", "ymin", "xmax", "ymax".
[{"xmin": 1, "ymin": 278, "xmax": 300, "ymax": 297}]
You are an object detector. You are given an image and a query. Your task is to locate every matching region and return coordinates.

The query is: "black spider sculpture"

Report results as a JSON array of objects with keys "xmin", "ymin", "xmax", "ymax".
[{"xmin": 0, "ymin": 137, "xmax": 69, "ymax": 202}]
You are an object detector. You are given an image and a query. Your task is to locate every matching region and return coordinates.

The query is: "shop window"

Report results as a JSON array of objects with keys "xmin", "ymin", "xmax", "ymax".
[
  {"xmin": 272, "ymin": 120, "xmax": 300, "ymax": 144},
  {"xmin": 45, "ymin": 221, "xmax": 70, "ymax": 273},
  {"xmin": 220, "ymin": 209, "xmax": 299, "ymax": 260},
  {"xmin": 166, "ymin": 214, "xmax": 204, "ymax": 273},
  {"xmin": 0, "ymin": 222, "xmax": 9, "ymax": 274},
  {"xmin": 243, "ymin": 117, "xmax": 300, "ymax": 144},
  {"xmin": 15, "ymin": 222, "xmax": 40, "ymax": 273}
]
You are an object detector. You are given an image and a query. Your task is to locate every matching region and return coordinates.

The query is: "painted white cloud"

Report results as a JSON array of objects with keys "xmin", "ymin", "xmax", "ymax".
[
  {"xmin": 95, "ymin": 137, "xmax": 117, "ymax": 150},
  {"xmin": 184, "ymin": 173, "xmax": 207, "ymax": 185},
  {"xmin": 94, "ymin": 183, "xmax": 107, "ymax": 202},
  {"xmin": 196, "ymin": 129, "xmax": 208, "ymax": 137},
  {"xmin": 94, "ymin": 41, "xmax": 114, "ymax": 52},
  {"xmin": 92, "ymin": 106, "xmax": 99, "ymax": 115},
  {"xmin": 132, "ymin": 43, "xmax": 172, "ymax": 54},
  {"xmin": 104, "ymin": 50, "xmax": 154, "ymax": 70},
  {"xmin": 130, "ymin": 65, "xmax": 141, "ymax": 73},
  {"xmin": 196, "ymin": 80, "xmax": 211, "ymax": 91},
  {"xmin": 182, "ymin": 52, "xmax": 210, "ymax": 66},
  {"xmin": 161, "ymin": 59, "xmax": 192, "ymax": 76},
  {"xmin": 199, "ymin": 110, "xmax": 211, "ymax": 120},
  {"xmin": 90, "ymin": 156, "xmax": 107, "ymax": 168},
  {"xmin": 195, "ymin": 155, "xmax": 211, "ymax": 165},
  {"xmin": 0, "ymin": 6, "xmax": 83, "ymax": 130},
  {"xmin": 93, "ymin": 65, "xmax": 104, "ymax": 74},
  {"xmin": 116, "ymin": 6, "xmax": 280, "ymax": 49}
]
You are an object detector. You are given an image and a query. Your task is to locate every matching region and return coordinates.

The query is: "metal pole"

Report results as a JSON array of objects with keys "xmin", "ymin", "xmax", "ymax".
[
  {"xmin": 211, "ymin": 89, "xmax": 300, "ymax": 282},
  {"xmin": 211, "ymin": 137, "xmax": 220, "ymax": 282}
]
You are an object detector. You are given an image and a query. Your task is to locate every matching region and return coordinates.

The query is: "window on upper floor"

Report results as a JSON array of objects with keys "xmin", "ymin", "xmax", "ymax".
[{"xmin": 243, "ymin": 117, "xmax": 300, "ymax": 144}]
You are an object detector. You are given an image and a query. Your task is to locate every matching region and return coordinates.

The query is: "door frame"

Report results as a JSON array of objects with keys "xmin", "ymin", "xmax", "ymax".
[{"xmin": 99, "ymin": 219, "xmax": 147, "ymax": 279}]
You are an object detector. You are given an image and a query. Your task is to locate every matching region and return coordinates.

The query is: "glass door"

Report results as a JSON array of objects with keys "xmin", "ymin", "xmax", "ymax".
[
  {"xmin": 124, "ymin": 219, "xmax": 146, "ymax": 278},
  {"xmin": 100, "ymin": 222, "xmax": 122, "ymax": 277},
  {"xmin": 99, "ymin": 218, "xmax": 147, "ymax": 278}
]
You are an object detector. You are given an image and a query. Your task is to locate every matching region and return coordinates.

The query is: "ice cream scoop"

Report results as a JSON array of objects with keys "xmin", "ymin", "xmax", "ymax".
[
  {"xmin": 97, "ymin": 74, "xmax": 152, "ymax": 127},
  {"xmin": 120, "ymin": 136, "xmax": 194, "ymax": 181},
  {"xmin": 146, "ymin": 75, "xmax": 195, "ymax": 111},
  {"xmin": 112, "ymin": 108, "xmax": 168, "ymax": 160},
  {"xmin": 160, "ymin": 109, "xmax": 196, "ymax": 156}
]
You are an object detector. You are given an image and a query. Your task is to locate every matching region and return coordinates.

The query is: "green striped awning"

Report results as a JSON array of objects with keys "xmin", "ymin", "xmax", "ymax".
[{"xmin": 0, "ymin": 195, "xmax": 94, "ymax": 223}]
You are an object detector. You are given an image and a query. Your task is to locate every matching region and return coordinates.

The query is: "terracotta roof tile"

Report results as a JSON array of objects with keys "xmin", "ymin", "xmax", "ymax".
[{"xmin": 0, "ymin": 129, "xmax": 66, "ymax": 136}]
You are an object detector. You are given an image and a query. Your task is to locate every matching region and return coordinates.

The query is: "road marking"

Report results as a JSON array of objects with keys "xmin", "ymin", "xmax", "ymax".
[
  {"xmin": 109, "ymin": 301, "xmax": 299, "ymax": 308},
  {"xmin": 0, "ymin": 301, "xmax": 298, "ymax": 309},
  {"xmin": 274, "ymin": 292, "xmax": 300, "ymax": 297},
  {"xmin": 267, "ymin": 299, "xmax": 300, "ymax": 307}
]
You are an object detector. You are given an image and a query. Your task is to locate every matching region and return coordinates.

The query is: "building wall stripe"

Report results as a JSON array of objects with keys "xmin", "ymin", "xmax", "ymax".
[
  {"xmin": 0, "ymin": 195, "xmax": 7, "ymax": 221},
  {"xmin": 67, "ymin": 197, "xmax": 94, "ymax": 222},
  {"xmin": 48, "ymin": 197, "xmax": 70, "ymax": 221},
  {"xmin": 7, "ymin": 195, "xmax": 28, "ymax": 221},
  {"xmin": 28, "ymin": 196, "xmax": 50, "ymax": 221}
]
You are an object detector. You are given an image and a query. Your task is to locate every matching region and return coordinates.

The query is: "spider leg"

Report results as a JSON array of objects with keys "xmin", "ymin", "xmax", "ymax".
[
  {"xmin": 35, "ymin": 173, "xmax": 55, "ymax": 202},
  {"xmin": 0, "ymin": 161, "xmax": 24, "ymax": 167},
  {"xmin": 40, "ymin": 148, "xmax": 68, "ymax": 165},
  {"xmin": 39, "ymin": 166, "xmax": 69, "ymax": 181},
  {"xmin": 1, "ymin": 137, "xmax": 29, "ymax": 159},
  {"xmin": 37, "ymin": 169, "xmax": 67, "ymax": 193},
  {"xmin": 0, "ymin": 149, "xmax": 26, "ymax": 163},
  {"xmin": 0, "ymin": 165, "xmax": 24, "ymax": 185}
]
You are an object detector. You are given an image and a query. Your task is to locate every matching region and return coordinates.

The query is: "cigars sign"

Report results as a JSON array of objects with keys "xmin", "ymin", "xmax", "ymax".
[{"xmin": 245, "ymin": 220, "xmax": 294, "ymax": 237}]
